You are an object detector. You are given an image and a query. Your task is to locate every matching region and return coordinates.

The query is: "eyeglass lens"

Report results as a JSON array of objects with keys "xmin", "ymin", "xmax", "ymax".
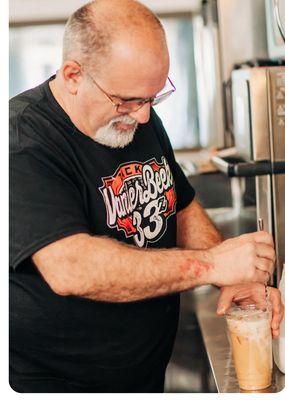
[
  {"xmin": 116, "ymin": 88, "xmax": 175, "ymax": 113},
  {"xmin": 151, "ymin": 90, "xmax": 174, "ymax": 106}
]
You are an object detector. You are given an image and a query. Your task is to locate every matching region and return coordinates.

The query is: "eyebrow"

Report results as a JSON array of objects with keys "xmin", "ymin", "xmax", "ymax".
[{"xmin": 111, "ymin": 94, "xmax": 150, "ymax": 102}]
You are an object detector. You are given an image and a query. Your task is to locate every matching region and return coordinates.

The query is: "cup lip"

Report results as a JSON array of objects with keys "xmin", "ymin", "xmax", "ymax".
[{"xmin": 225, "ymin": 303, "xmax": 272, "ymax": 318}]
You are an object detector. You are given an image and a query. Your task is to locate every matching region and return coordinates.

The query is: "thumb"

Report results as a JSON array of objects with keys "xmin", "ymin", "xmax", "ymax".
[{"xmin": 217, "ymin": 287, "xmax": 235, "ymax": 315}]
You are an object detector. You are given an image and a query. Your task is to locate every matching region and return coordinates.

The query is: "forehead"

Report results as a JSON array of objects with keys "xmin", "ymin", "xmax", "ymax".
[{"xmin": 93, "ymin": 36, "xmax": 170, "ymax": 97}]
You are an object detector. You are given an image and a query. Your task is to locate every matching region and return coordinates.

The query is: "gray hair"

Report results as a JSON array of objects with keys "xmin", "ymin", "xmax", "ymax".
[
  {"xmin": 62, "ymin": 0, "xmax": 166, "ymax": 69},
  {"xmin": 62, "ymin": 2, "xmax": 110, "ymax": 67}
]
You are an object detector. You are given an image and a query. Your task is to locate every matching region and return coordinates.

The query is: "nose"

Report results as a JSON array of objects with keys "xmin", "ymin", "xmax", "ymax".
[{"xmin": 128, "ymin": 103, "xmax": 151, "ymax": 124}]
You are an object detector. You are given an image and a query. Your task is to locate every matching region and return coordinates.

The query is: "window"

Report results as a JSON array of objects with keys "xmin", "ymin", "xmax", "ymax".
[
  {"xmin": 9, "ymin": 16, "xmax": 199, "ymax": 149},
  {"xmin": 156, "ymin": 17, "xmax": 199, "ymax": 148},
  {"xmin": 9, "ymin": 24, "xmax": 65, "ymax": 97}
]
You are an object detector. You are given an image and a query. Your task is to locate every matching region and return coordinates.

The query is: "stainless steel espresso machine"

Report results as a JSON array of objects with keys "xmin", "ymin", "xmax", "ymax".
[
  {"xmin": 206, "ymin": 0, "xmax": 285, "ymax": 377},
  {"xmin": 212, "ymin": 65, "xmax": 285, "ymax": 286},
  {"xmin": 233, "ymin": 66, "xmax": 285, "ymax": 285},
  {"xmin": 212, "ymin": 64, "xmax": 285, "ymax": 375}
]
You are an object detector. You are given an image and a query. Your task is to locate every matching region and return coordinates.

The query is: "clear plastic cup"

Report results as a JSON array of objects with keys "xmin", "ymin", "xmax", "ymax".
[{"xmin": 226, "ymin": 304, "xmax": 273, "ymax": 391}]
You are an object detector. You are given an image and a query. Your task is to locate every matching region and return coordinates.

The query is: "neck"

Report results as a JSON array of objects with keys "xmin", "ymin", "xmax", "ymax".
[
  {"xmin": 49, "ymin": 77, "xmax": 69, "ymax": 117},
  {"xmin": 49, "ymin": 76, "xmax": 88, "ymax": 136}
]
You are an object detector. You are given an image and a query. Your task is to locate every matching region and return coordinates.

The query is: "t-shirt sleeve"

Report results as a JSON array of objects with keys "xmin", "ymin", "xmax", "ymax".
[
  {"xmin": 9, "ymin": 115, "xmax": 91, "ymax": 270},
  {"xmin": 151, "ymin": 109, "xmax": 195, "ymax": 212}
]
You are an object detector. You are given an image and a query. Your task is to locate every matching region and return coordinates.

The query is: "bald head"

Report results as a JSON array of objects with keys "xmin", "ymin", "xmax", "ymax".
[{"xmin": 63, "ymin": 0, "xmax": 168, "ymax": 71}]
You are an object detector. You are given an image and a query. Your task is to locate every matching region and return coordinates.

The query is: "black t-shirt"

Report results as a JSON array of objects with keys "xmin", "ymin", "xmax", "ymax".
[{"xmin": 9, "ymin": 77, "xmax": 195, "ymax": 385}]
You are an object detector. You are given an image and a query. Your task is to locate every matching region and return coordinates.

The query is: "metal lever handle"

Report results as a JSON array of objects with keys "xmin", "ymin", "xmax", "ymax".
[
  {"xmin": 274, "ymin": 0, "xmax": 285, "ymax": 43},
  {"xmin": 258, "ymin": 218, "xmax": 264, "ymax": 231},
  {"xmin": 257, "ymin": 218, "xmax": 271, "ymax": 297}
]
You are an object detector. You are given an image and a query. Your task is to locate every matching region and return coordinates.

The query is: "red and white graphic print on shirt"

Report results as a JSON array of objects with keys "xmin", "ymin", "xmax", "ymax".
[{"xmin": 99, "ymin": 157, "xmax": 177, "ymax": 247}]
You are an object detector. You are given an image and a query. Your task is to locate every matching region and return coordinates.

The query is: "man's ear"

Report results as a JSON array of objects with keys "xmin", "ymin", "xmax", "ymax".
[{"xmin": 61, "ymin": 60, "xmax": 83, "ymax": 95}]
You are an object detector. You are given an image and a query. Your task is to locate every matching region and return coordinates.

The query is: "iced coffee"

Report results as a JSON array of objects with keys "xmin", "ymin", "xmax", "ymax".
[{"xmin": 226, "ymin": 305, "xmax": 272, "ymax": 391}]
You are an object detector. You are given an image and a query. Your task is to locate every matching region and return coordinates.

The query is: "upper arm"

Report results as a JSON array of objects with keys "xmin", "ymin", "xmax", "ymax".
[
  {"xmin": 32, "ymin": 233, "xmax": 92, "ymax": 296},
  {"xmin": 177, "ymin": 198, "xmax": 222, "ymax": 250},
  {"xmin": 10, "ymin": 122, "xmax": 91, "ymax": 271}
]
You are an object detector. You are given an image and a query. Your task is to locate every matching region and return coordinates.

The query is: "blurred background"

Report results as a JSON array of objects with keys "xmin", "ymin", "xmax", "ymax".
[
  {"xmin": 9, "ymin": 0, "xmax": 201, "ymax": 150},
  {"xmin": 9, "ymin": 0, "xmax": 285, "ymax": 393}
]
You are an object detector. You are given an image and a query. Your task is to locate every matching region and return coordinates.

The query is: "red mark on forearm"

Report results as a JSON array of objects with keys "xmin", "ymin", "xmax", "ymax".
[{"xmin": 180, "ymin": 258, "xmax": 212, "ymax": 279}]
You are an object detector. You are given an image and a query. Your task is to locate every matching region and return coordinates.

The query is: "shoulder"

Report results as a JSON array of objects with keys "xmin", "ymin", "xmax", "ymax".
[
  {"xmin": 10, "ymin": 84, "xmax": 46, "ymax": 124},
  {"xmin": 9, "ymin": 84, "xmax": 48, "ymax": 151},
  {"xmin": 9, "ymin": 80, "xmax": 69, "ymax": 157}
]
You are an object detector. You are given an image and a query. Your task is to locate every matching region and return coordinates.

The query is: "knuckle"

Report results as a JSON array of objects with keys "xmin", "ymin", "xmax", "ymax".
[{"xmin": 260, "ymin": 231, "xmax": 273, "ymax": 244}]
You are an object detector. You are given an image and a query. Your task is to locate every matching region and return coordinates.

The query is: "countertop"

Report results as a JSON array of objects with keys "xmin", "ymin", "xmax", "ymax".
[{"xmin": 194, "ymin": 285, "xmax": 285, "ymax": 393}]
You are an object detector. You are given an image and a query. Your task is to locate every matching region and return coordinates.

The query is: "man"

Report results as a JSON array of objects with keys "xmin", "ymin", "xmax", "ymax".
[{"xmin": 9, "ymin": 0, "xmax": 283, "ymax": 393}]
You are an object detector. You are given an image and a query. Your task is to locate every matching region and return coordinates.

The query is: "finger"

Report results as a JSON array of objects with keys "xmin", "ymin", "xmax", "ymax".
[
  {"xmin": 268, "ymin": 288, "xmax": 284, "ymax": 337},
  {"xmin": 252, "ymin": 231, "xmax": 274, "ymax": 247},
  {"xmin": 232, "ymin": 282, "xmax": 264, "ymax": 303},
  {"xmin": 256, "ymin": 243, "xmax": 276, "ymax": 263},
  {"xmin": 254, "ymin": 269, "xmax": 270, "ymax": 285},
  {"xmin": 269, "ymin": 288, "xmax": 284, "ymax": 339},
  {"xmin": 216, "ymin": 286, "xmax": 235, "ymax": 315},
  {"xmin": 255, "ymin": 257, "xmax": 274, "ymax": 275},
  {"xmin": 272, "ymin": 329, "xmax": 280, "ymax": 339},
  {"xmin": 233, "ymin": 283, "xmax": 267, "ymax": 310}
]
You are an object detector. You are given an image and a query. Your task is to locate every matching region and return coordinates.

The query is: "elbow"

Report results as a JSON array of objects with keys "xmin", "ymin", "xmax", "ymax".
[
  {"xmin": 39, "ymin": 268, "xmax": 79, "ymax": 297},
  {"xmin": 49, "ymin": 280, "xmax": 75, "ymax": 297},
  {"xmin": 32, "ymin": 255, "xmax": 83, "ymax": 298}
]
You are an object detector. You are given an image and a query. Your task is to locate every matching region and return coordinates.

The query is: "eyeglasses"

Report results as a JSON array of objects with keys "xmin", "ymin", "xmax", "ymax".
[{"xmin": 80, "ymin": 64, "xmax": 176, "ymax": 113}]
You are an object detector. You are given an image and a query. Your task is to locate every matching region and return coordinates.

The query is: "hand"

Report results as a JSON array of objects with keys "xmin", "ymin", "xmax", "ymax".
[
  {"xmin": 216, "ymin": 283, "xmax": 284, "ymax": 339},
  {"xmin": 206, "ymin": 231, "xmax": 275, "ymax": 287}
]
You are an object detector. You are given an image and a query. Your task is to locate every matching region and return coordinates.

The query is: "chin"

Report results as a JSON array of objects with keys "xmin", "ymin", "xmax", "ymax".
[{"xmin": 92, "ymin": 126, "xmax": 137, "ymax": 148}]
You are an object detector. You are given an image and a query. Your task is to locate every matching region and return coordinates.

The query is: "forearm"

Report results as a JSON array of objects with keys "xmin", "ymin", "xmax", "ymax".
[
  {"xmin": 177, "ymin": 199, "xmax": 223, "ymax": 250},
  {"xmin": 33, "ymin": 233, "xmax": 213, "ymax": 302}
]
